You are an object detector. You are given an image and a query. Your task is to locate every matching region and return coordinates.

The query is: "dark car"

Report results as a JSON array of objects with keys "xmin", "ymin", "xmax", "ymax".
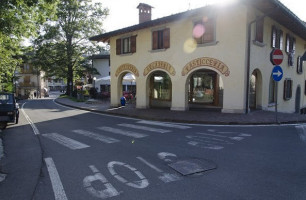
[{"xmin": 0, "ymin": 93, "xmax": 19, "ymax": 130}]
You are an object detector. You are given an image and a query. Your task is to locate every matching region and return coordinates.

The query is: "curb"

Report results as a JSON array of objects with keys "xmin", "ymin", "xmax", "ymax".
[
  {"xmin": 0, "ymin": 130, "xmax": 6, "ymax": 183},
  {"xmin": 54, "ymin": 99, "xmax": 306, "ymax": 125}
]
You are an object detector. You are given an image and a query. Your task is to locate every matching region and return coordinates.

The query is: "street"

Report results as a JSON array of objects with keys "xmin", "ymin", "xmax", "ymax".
[{"xmin": 1, "ymin": 97, "xmax": 306, "ymax": 200}]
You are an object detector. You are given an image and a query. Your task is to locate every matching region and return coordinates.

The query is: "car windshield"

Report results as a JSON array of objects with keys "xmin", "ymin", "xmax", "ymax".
[{"xmin": 0, "ymin": 94, "xmax": 13, "ymax": 104}]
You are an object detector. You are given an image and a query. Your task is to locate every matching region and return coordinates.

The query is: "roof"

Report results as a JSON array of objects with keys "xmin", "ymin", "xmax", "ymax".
[
  {"xmin": 137, "ymin": 3, "xmax": 154, "ymax": 9},
  {"xmin": 90, "ymin": 0, "xmax": 306, "ymax": 42},
  {"xmin": 91, "ymin": 54, "xmax": 110, "ymax": 60}
]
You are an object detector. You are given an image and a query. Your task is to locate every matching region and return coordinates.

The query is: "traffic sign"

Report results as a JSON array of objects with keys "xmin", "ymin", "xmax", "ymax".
[
  {"xmin": 270, "ymin": 49, "xmax": 284, "ymax": 65},
  {"xmin": 272, "ymin": 65, "xmax": 283, "ymax": 82}
]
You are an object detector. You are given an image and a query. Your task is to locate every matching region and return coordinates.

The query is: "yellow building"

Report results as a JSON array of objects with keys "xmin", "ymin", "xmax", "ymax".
[{"xmin": 90, "ymin": 1, "xmax": 306, "ymax": 114}]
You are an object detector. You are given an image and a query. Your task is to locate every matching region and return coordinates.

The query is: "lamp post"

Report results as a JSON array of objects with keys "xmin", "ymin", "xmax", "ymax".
[{"xmin": 93, "ymin": 77, "xmax": 96, "ymax": 89}]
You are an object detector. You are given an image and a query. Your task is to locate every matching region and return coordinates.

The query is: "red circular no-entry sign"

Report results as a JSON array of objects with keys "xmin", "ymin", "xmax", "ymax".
[{"xmin": 270, "ymin": 49, "xmax": 284, "ymax": 65}]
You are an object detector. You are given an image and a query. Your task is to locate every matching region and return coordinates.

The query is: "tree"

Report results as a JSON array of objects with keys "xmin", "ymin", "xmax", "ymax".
[
  {"xmin": 0, "ymin": 0, "xmax": 56, "ymax": 91},
  {"xmin": 33, "ymin": 0, "xmax": 108, "ymax": 96}
]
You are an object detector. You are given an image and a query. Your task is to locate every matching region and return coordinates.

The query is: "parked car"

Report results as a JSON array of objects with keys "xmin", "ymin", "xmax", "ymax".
[{"xmin": 0, "ymin": 92, "xmax": 19, "ymax": 130}]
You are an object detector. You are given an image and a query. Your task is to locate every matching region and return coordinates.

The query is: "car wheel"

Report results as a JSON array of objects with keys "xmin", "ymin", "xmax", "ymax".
[{"xmin": 0, "ymin": 122, "xmax": 7, "ymax": 130}]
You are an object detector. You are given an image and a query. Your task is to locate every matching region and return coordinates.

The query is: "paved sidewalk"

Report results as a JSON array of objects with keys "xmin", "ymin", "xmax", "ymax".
[{"xmin": 55, "ymin": 97, "xmax": 306, "ymax": 125}]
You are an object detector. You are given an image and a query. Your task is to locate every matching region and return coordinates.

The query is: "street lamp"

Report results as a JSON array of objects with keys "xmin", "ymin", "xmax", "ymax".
[{"xmin": 93, "ymin": 77, "xmax": 96, "ymax": 89}]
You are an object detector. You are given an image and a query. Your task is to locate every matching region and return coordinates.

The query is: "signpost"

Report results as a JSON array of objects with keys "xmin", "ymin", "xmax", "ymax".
[{"xmin": 272, "ymin": 65, "xmax": 283, "ymax": 123}]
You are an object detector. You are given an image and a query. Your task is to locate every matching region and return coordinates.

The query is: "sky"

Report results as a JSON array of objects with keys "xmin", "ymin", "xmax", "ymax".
[{"xmin": 96, "ymin": 0, "xmax": 306, "ymax": 32}]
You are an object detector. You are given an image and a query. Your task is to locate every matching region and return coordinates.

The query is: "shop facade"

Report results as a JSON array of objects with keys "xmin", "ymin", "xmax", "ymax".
[{"xmin": 90, "ymin": 1, "xmax": 306, "ymax": 113}]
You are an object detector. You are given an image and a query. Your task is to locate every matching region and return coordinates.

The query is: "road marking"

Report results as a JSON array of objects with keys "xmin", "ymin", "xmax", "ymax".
[
  {"xmin": 137, "ymin": 120, "xmax": 191, "ymax": 129},
  {"xmin": 97, "ymin": 126, "xmax": 148, "ymax": 138},
  {"xmin": 21, "ymin": 103, "xmax": 40, "ymax": 135},
  {"xmin": 45, "ymin": 158, "xmax": 68, "ymax": 200},
  {"xmin": 136, "ymin": 156, "xmax": 182, "ymax": 183},
  {"xmin": 84, "ymin": 165, "xmax": 119, "ymax": 199},
  {"xmin": 157, "ymin": 152, "xmax": 177, "ymax": 163},
  {"xmin": 187, "ymin": 141, "xmax": 224, "ymax": 150},
  {"xmin": 108, "ymin": 161, "xmax": 149, "ymax": 189},
  {"xmin": 42, "ymin": 133, "xmax": 90, "ymax": 150},
  {"xmin": 196, "ymin": 132, "xmax": 244, "ymax": 141},
  {"xmin": 186, "ymin": 135, "xmax": 234, "ymax": 144},
  {"xmin": 118, "ymin": 123, "xmax": 171, "ymax": 133},
  {"xmin": 72, "ymin": 129, "xmax": 120, "ymax": 144}
]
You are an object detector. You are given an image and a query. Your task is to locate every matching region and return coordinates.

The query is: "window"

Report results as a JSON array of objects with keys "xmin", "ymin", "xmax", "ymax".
[
  {"xmin": 283, "ymin": 79, "xmax": 292, "ymax": 100},
  {"xmin": 152, "ymin": 28, "xmax": 170, "ymax": 50},
  {"xmin": 255, "ymin": 17, "xmax": 264, "ymax": 43},
  {"xmin": 193, "ymin": 18, "xmax": 215, "ymax": 44},
  {"xmin": 116, "ymin": 35, "xmax": 137, "ymax": 55},
  {"xmin": 297, "ymin": 56, "xmax": 303, "ymax": 74},
  {"xmin": 150, "ymin": 72, "xmax": 171, "ymax": 100},
  {"xmin": 269, "ymin": 75, "xmax": 276, "ymax": 104},
  {"xmin": 271, "ymin": 26, "xmax": 283, "ymax": 49},
  {"xmin": 286, "ymin": 34, "xmax": 296, "ymax": 66}
]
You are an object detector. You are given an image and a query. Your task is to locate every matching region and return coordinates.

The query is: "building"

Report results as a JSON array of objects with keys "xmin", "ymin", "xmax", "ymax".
[
  {"xmin": 47, "ymin": 77, "xmax": 66, "ymax": 92},
  {"xmin": 92, "ymin": 53, "xmax": 136, "ymax": 95},
  {"xmin": 15, "ymin": 62, "xmax": 48, "ymax": 99},
  {"xmin": 90, "ymin": 0, "xmax": 306, "ymax": 113}
]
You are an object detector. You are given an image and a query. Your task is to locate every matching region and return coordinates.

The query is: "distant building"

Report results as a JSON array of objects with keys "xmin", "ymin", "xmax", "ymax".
[
  {"xmin": 15, "ymin": 63, "xmax": 48, "ymax": 99},
  {"xmin": 47, "ymin": 77, "xmax": 66, "ymax": 92},
  {"xmin": 90, "ymin": 0, "xmax": 306, "ymax": 113}
]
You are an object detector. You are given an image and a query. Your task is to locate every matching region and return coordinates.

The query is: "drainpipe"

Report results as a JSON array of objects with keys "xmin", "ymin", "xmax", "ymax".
[{"xmin": 245, "ymin": 8, "xmax": 278, "ymax": 114}]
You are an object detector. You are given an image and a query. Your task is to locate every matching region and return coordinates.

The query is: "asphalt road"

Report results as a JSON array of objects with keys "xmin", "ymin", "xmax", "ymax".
[{"xmin": 1, "ymin": 98, "xmax": 306, "ymax": 200}]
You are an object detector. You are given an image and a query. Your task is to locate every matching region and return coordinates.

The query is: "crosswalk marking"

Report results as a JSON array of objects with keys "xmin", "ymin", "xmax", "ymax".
[
  {"xmin": 118, "ymin": 123, "xmax": 171, "ymax": 133},
  {"xmin": 196, "ymin": 132, "xmax": 244, "ymax": 141},
  {"xmin": 42, "ymin": 133, "xmax": 90, "ymax": 150},
  {"xmin": 72, "ymin": 129, "xmax": 120, "ymax": 144},
  {"xmin": 97, "ymin": 126, "xmax": 148, "ymax": 138},
  {"xmin": 137, "ymin": 120, "xmax": 191, "ymax": 129}
]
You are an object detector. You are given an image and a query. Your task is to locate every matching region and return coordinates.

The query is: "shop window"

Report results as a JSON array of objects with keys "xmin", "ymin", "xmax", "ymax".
[
  {"xmin": 189, "ymin": 70, "xmax": 217, "ymax": 104},
  {"xmin": 271, "ymin": 26, "xmax": 283, "ymax": 50},
  {"xmin": 116, "ymin": 35, "xmax": 137, "ymax": 55},
  {"xmin": 152, "ymin": 28, "xmax": 170, "ymax": 50},
  {"xmin": 297, "ymin": 56, "xmax": 303, "ymax": 74},
  {"xmin": 283, "ymin": 79, "xmax": 292, "ymax": 101},
  {"xmin": 268, "ymin": 75, "xmax": 276, "ymax": 104},
  {"xmin": 151, "ymin": 72, "xmax": 171, "ymax": 100},
  {"xmin": 193, "ymin": 18, "xmax": 216, "ymax": 44},
  {"xmin": 286, "ymin": 34, "xmax": 296, "ymax": 66},
  {"xmin": 255, "ymin": 17, "xmax": 264, "ymax": 43}
]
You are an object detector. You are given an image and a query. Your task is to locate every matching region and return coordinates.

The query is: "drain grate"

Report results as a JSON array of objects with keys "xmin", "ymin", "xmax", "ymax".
[{"xmin": 168, "ymin": 159, "xmax": 217, "ymax": 176}]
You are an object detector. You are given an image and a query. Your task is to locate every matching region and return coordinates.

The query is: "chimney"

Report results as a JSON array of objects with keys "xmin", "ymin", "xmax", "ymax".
[{"xmin": 137, "ymin": 3, "xmax": 153, "ymax": 24}]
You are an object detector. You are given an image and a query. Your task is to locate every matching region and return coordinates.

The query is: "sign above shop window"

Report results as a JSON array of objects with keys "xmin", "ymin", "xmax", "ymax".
[
  {"xmin": 115, "ymin": 63, "xmax": 139, "ymax": 77},
  {"xmin": 182, "ymin": 57, "xmax": 230, "ymax": 76},
  {"xmin": 143, "ymin": 61, "xmax": 176, "ymax": 76}
]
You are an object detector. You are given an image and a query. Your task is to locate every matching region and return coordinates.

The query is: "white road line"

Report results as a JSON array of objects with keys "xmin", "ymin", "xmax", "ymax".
[
  {"xmin": 186, "ymin": 135, "xmax": 233, "ymax": 144},
  {"xmin": 136, "ymin": 156, "xmax": 182, "ymax": 183},
  {"xmin": 72, "ymin": 129, "xmax": 120, "ymax": 144},
  {"xmin": 196, "ymin": 132, "xmax": 244, "ymax": 141},
  {"xmin": 118, "ymin": 123, "xmax": 171, "ymax": 133},
  {"xmin": 97, "ymin": 126, "xmax": 148, "ymax": 138},
  {"xmin": 136, "ymin": 157, "xmax": 163, "ymax": 173},
  {"xmin": 42, "ymin": 133, "xmax": 90, "ymax": 150},
  {"xmin": 45, "ymin": 158, "xmax": 68, "ymax": 200},
  {"xmin": 137, "ymin": 120, "xmax": 191, "ymax": 129},
  {"xmin": 187, "ymin": 141, "xmax": 224, "ymax": 150},
  {"xmin": 21, "ymin": 103, "xmax": 40, "ymax": 135}
]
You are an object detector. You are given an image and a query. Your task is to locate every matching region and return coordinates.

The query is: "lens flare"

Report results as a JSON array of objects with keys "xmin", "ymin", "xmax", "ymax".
[
  {"xmin": 183, "ymin": 38, "xmax": 197, "ymax": 54},
  {"xmin": 192, "ymin": 23, "xmax": 205, "ymax": 38}
]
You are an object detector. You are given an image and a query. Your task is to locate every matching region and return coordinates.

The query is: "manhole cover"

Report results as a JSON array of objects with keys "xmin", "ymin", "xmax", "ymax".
[{"xmin": 168, "ymin": 159, "xmax": 217, "ymax": 176}]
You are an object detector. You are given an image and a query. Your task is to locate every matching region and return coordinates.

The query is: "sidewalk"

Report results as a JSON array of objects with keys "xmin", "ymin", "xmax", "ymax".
[{"xmin": 55, "ymin": 97, "xmax": 306, "ymax": 125}]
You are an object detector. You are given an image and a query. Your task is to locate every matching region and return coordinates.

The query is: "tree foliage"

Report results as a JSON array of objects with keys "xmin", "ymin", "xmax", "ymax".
[
  {"xmin": 0, "ymin": 0, "xmax": 56, "ymax": 91},
  {"xmin": 33, "ymin": 0, "xmax": 108, "ymax": 95}
]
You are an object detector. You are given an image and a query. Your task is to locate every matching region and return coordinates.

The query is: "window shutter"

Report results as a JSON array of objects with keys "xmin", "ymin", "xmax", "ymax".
[
  {"xmin": 152, "ymin": 31, "xmax": 158, "ymax": 50},
  {"xmin": 116, "ymin": 39, "xmax": 121, "ymax": 55},
  {"xmin": 203, "ymin": 19, "xmax": 214, "ymax": 42},
  {"xmin": 279, "ymin": 30, "xmax": 283, "ymax": 50},
  {"xmin": 286, "ymin": 34, "xmax": 290, "ymax": 53},
  {"xmin": 163, "ymin": 28, "xmax": 170, "ymax": 49},
  {"xmin": 131, "ymin": 35, "xmax": 137, "ymax": 53},
  {"xmin": 255, "ymin": 18, "xmax": 264, "ymax": 43},
  {"xmin": 271, "ymin": 26, "xmax": 276, "ymax": 48}
]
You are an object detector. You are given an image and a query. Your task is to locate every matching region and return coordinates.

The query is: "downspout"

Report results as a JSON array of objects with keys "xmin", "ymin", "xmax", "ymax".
[{"xmin": 245, "ymin": 7, "xmax": 278, "ymax": 114}]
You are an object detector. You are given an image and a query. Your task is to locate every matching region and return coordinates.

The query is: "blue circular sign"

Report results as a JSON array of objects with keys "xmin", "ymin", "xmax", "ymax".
[{"xmin": 272, "ymin": 66, "xmax": 283, "ymax": 82}]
